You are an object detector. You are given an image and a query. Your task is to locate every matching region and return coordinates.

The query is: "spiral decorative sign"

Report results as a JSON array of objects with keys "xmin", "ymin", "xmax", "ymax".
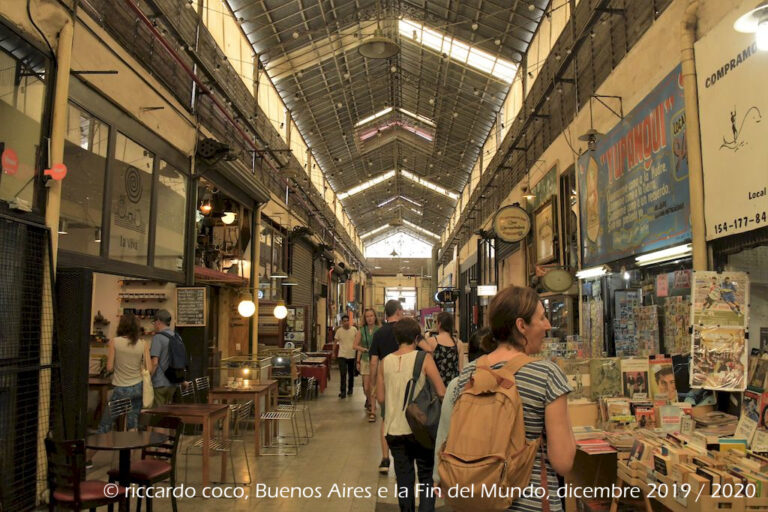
[{"xmin": 124, "ymin": 166, "xmax": 143, "ymax": 203}]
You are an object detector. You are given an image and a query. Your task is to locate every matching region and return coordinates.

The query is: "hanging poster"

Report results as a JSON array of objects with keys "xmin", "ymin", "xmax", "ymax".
[
  {"xmin": 526, "ymin": 164, "xmax": 557, "ymax": 213},
  {"xmin": 577, "ymin": 65, "xmax": 690, "ymax": 266},
  {"xmin": 695, "ymin": 2, "xmax": 768, "ymax": 240},
  {"xmin": 534, "ymin": 198, "xmax": 557, "ymax": 264},
  {"xmin": 690, "ymin": 326, "xmax": 747, "ymax": 391},
  {"xmin": 691, "ymin": 271, "xmax": 749, "ymax": 327}
]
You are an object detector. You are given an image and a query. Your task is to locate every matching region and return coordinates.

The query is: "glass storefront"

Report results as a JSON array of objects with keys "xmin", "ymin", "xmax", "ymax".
[{"xmin": 0, "ymin": 28, "xmax": 49, "ymax": 209}]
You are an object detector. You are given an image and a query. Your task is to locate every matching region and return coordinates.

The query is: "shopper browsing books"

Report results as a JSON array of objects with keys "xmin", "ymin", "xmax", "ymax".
[{"xmin": 434, "ymin": 285, "xmax": 576, "ymax": 512}]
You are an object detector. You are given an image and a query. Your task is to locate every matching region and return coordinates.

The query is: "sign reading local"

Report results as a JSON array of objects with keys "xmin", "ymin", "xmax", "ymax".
[
  {"xmin": 493, "ymin": 205, "xmax": 531, "ymax": 243},
  {"xmin": 578, "ymin": 65, "xmax": 690, "ymax": 267},
  {"xmin": 695, "ymin": 4, "xmax": 768, "ymax": 240}
]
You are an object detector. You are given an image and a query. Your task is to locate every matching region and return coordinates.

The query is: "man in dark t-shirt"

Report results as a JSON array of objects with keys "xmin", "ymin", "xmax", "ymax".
[{"xmin": 370, "ymin": 299, "xmax": 403, "ymax": 474}]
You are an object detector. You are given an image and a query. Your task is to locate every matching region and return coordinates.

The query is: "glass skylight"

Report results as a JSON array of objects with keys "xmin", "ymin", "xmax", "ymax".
[
  {"xmin": 399, "ymin": 19, "xmax": 517, "ymax": 83},
  {"xmin": 403, "ymin": 219, "xmax": 440, "ymax": 239},
  {"xmin": 355, "ymin": 107, "xmax": 435, "ymax": 129},
  {"xmin": 360, "ymin": 224, "xmax": 389, "ymax": 239},
  {"xmin": 378, "ymin": 197, "xmax": 397, "ymax": 207},
  {"xmin": 338, "ymin": 170, "xmax": 396, "ymax": 200},
  {"xmin": 399, "ymin": 195, "xmax": 422, "ymax": 207},
  {"xmin": 401, "ymin": 170, "xmax": 459, "ymax": 200},
  {"xmin": 365, "ymin": 232, "xmax": 433, "ymax": 258},
  {"xmin": 354, "ymin": 107, "xmax": 393, "ymax": 127}
]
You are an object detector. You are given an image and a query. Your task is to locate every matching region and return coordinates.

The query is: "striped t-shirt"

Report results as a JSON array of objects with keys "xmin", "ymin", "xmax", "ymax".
[{"xmin": 436, "ymin": 358, "xmax": 572, "ymax": 512}]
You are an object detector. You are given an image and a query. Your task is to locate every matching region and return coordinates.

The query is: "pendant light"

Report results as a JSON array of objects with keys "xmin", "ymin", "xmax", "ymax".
[
  {"xmin": 94, "ymin": 227, "xmax": 102, "ymax": 243},
  {"xmin": 271, "ymin": 267, "xmax": 288, "ymax": 279},
  {"xmin": 281, "ymin": 276, "xmax": 298, "ymax": 286},
  {"xmin": 358, "ymin": 1, "xmax": 399, "ymax": 59},
  {"xmin": 237, "ymin": 289, "xmax": 256, "ymax": 317},
  {"xmin": 199, "ymin": 191, "xmax": 213, "ymax": 215},
  {"xmin": 734, "ymin": 2, "xmax": 768, "ymax": 51},
  {"xmin": 578, "ymin": 99, "xmax": 605, "ymax": 151},
  {"xmin": 273, "ymin": 299, "xmax": 288, "ymax": 319},
  {"xmin": 58, "ymin": 218, "xmax": 68, "ymax": 235},
  {"xmin": 523, "ymin": 166, "xmax": 535, "ymax": 201}
]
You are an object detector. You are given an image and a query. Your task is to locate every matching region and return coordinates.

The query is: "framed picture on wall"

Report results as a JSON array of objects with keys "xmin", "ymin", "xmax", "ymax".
[{"xmin": 534, "ymin": 197, "xmax": 557, "ymax": 264}]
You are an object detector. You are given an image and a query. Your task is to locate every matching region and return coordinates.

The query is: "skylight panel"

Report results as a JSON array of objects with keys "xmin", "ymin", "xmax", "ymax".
[
  {"xmin": 354, "ymin": 107, "xmax": 393, "ymax": 127},
  {"xmin": 404, "ymin": 220, "xmax": 440, "ymax": 239},
  {"xmin": 399, "ymin": 195, "xmax": 422, "ymax": 207},
  {"xmin": 468, "ymin": 48, "xmax": 495, "ymax": 74},
  {"xmin": 398, "ymin": 108, "xmax": 436, "ymax": 128},
  {"xmin": 398, "ymin": 18, "xmax": 516, "ymax": 83},
  {"xmin": 401, "ymin": 170, "xmax": 459, "ymax": 200},
  {"xmin": 338, "ymin": 170, "xmax": 396, "ymax": 199},
  {"xmin": 360, "ymin": 224, "xmax": 389, "ymax": 239},
  {"xmin": 365, "ymin": 232, "xmax": 433, "ymax": 258},
  {"xmin": 378, "ymin": 197, "xmax": 397, "ymax": 207}
]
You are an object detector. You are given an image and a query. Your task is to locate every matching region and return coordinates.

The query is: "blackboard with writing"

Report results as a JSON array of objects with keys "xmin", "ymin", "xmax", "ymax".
[{"xmin": 176, "ymin": 287, "xmax": 206, "ymax": 326}]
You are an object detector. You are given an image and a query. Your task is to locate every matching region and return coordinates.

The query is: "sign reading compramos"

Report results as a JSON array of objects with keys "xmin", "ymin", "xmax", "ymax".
[
  {"xmin": 577, "ymin": 65, "xmax": 690, "ymax": 266},
  {"xmin": 695, "ymin": 1, "xmax": 768, "ymax": 240}
]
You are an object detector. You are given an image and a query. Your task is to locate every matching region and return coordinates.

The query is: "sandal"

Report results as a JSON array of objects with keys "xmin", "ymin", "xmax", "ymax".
[{"xmin": 368, "ymin": 413, "xmax": 376, "ymax": 422}]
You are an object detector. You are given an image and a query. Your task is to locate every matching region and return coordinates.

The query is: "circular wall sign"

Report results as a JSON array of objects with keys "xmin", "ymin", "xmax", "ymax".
[
  {"xmin": 541, "ymin": 269, "xmax": 575, "ymax": 293},
  {"xmin": 493, "ymin": 205, "xmax": 531, "ymax": 243}
]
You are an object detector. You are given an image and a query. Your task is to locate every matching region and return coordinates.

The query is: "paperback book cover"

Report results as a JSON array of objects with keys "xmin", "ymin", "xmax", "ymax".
[
  {"xmin": 635, "ymin": 407, "xmax": 656, "ymax": 428},
  {"xmin": 658, "ymin": 405, "xmax": 684, "ymax": 432},
  {"xmin": 590, "ymin": 358, "xmax": 622, "ymax": 399},
  {"xmin": 649, "ymin": 355, "xmax": 676, "ymax": 400},
  {"xmin": 749, "ymin": 353, "xmax": 768, "ymax": 391},
  {"xmin": 621, "ymin": 358, "xmax": 650, "ymax": 398}
]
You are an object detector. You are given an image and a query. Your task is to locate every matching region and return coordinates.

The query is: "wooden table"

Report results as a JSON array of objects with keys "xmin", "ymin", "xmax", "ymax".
[
  {"xmin": 298, "ymin": 365, "xmax": 327, "ymax": 392},
  {"xmin": 564, "ymin": 450, "xmax": 618, "ymax": 512},
  {"xmin": 208, "ymin": 379, "xmax": 278, "ymax": 456},
  {"xmin": 86, "ymin": 431, "xmax": 167, "ymax": 509},
  {"xmin": 142, "ymin": 404, "xmax": 229, "ymax": 486},
  {"xmin": 302, "ymin": 357, "xmax": 327, "ymax": 365}
]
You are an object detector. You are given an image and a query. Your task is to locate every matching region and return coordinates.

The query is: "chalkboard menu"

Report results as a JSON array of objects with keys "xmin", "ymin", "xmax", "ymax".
[{"xmin": 176, "ymin": 287, "xmax": 206, "ymax": 326}]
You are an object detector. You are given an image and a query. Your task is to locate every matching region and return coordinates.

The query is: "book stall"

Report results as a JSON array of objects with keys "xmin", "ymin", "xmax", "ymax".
[{"xmin": 548, "ymin": 271, "xmax": 768, "ymax": 511}]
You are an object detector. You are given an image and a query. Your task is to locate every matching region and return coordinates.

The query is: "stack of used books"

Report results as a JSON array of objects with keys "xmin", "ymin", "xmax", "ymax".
[
  {"xmin": 573, "ymin": 425, "xmax": 606, "ymax": 440},
  {"xmin": 576, "ymin": 438, "xmax": 617, "ymax": 455}
]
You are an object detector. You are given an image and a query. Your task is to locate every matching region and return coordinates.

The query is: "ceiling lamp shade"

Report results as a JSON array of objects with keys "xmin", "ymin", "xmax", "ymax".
[
  {"xmin": 281, "ymin": 276, "xmax": 298, "ymax": 286},
  {"xmin": 221, "ymin": 211, "xmax": 236, "ymax": 225},
  {"xmin": 734, "ymin": 1, "xmax": 768, "ymax": 50},
  {"xmin": 271, "ymin": 267, "xmax": 288, "ymax": 279},
  {"xmin": 358, "ymin": 30, "xmax": 400, "ymax": 59},
  {"xmin": 578, "ymin": 128, "xmax": 604, "ymax": 151}
]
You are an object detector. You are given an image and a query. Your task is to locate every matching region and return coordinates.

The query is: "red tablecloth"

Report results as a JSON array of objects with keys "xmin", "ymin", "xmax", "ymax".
[{"xmin": 298, "ymin": 365, "xmax": 327, "ymax": 392}]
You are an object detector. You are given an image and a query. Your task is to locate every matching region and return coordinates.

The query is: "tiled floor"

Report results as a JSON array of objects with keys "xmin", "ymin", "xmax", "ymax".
[{"xmin": 88, "ymin": 380, "xmax": 443, "ymax": 511}]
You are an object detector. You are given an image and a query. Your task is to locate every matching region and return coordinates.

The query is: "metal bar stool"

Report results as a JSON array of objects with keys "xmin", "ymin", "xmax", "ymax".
[
  {"xmin": 107, "ymin": 397, "xmax": 132, "ymax": 432},
  {"xmin": 276, "ymin": 380, "xmax": 313, "ymax": 443},
  {"xmin": 193, "ymin": 376, "xmax": 210, "ymax": 404}
]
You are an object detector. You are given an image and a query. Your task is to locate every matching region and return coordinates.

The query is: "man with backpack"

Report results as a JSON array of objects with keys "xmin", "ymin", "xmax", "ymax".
[{"xmin": 150, "ymin": 309, "xmax": 187, "ymax": 406}]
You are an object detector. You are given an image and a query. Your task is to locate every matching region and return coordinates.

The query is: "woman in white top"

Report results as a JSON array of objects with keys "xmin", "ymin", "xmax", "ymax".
[
  {"xmin": 98, "ymin": 313, "xmax": 152, "ymax": 432},
  {"xmin": 377, "ymin": 317, "xmax": 445, "ymax": 512}
]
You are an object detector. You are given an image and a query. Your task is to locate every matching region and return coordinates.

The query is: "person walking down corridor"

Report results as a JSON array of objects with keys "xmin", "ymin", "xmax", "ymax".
[
  {"xmin": 354, "ymin": 308, "xmax": 380, "ymax": 420},
  {"xmin": 378, "ymin": 317, "xmax": 445, "ymax": 512},
  {"xmin": 98, "ymin": 313, "xmax": 152, "ymax": 432},
  {"xmin": 417, "ymin": 312, "xmax": 463, "ymax": 385},
  {"xmin": 335, "ymin": 314, "xmax": 359, "ymax": 398}
]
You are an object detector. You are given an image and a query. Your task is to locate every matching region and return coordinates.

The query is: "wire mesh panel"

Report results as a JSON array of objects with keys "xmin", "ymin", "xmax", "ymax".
[{"xmin": 0, "ymin": 216, "xmax": 58, "ymax": 511}]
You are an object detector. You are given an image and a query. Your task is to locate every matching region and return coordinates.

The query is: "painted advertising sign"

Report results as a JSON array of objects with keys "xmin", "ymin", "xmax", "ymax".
[
  {"xmin": 695, "ymin": 1, "xmax": 768, "ymax": 240},
  {"xmin": 577, "ymin": 65, "xmax": 690, "ymax": 267}
]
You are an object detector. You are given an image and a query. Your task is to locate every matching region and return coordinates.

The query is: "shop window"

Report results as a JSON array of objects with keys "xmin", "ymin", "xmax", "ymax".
[
  {"xmin": 108, "ymin": 133, "xmax": 154, "ymax": 265},
  {"xmin": 59, "ymin": 103, "xmax": 108, "ymax": 256},
  {"xmin": 154, "ymin": 160, "xmax": 186, "ymax": 271},
  {"xmin": 0, "ymin": 43, "xmax": 48, "ymax": 207}
]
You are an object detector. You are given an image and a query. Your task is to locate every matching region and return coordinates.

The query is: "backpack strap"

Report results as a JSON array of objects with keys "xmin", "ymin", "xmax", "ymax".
[{"xmin": 157, "ymin": 331, "xmax": 176, "ymax": 341}]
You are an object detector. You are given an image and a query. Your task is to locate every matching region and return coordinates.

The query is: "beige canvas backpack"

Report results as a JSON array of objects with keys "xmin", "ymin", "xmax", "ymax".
[{"xmin": 437, "ymin": 354, "xmax": 550, "ymax": 512}]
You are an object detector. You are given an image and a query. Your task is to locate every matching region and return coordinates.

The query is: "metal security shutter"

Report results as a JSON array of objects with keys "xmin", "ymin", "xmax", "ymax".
[{"xmin": 291, "ymin": 240, "xmax": 313, "ymax": 306}]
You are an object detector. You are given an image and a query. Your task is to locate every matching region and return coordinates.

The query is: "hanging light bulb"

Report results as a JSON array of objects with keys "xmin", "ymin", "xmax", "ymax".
[
  {"xmin": 199, "ymin": 193, "xmax": 213, "ymax": 215},
  {"xmin": 94, "ymin": 227, "xmax": 102, "ymax": 243},
  {"xmin": 58, "ymin": 219, "xmax": 68, "ymax": 235},
  {"xmin": 221, "ymin": 211, "xmax": 236, "ymax": 224},
  {"xmin": 273, "ymin": 299, "xmax": 288, "ymax": 319},
  {"xmin": 237, "ymin": 290, "xmax": 256, "ymax": 317}
]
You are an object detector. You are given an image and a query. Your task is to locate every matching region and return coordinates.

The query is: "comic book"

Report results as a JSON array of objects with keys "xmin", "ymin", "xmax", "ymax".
[{"xmin": 589, "ymin": 358, "xmax": 622, "ymax": 400}]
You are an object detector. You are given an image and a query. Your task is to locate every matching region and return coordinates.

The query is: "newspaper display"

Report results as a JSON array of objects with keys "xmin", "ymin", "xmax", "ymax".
[{"xmin": 690, "ymin": 271, "xmax": 749, "ymax": 391}]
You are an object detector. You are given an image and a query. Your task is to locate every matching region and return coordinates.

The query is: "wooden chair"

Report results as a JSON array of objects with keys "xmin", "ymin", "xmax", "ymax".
[
  {"xmin": 45, "ymin": 437, "xmax": 127, "ymax": 512},
  {"xmin": 107, "ymin": 415, "xmax": 182, "ymax": 512}
]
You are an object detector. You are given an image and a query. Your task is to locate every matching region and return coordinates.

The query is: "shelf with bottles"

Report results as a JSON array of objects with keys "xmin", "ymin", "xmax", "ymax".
[{"xmin": 118, "ymin": 293, "xmax": 167, "ymax": 302}]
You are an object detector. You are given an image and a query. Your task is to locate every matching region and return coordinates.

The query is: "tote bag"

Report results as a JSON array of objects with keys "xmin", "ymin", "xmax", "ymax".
[{"xmin": 142, "ymin": 345, "xmax": 154, "ymax": 408}]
